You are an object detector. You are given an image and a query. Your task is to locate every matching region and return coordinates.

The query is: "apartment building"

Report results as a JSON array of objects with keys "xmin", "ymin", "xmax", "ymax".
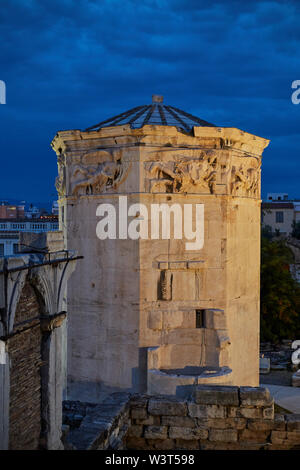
[{"xmin": 0, "ymin": 218, "xmax": 59, "ymax": 256}]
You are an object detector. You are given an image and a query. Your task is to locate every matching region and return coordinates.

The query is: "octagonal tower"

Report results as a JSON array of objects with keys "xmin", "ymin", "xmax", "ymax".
[{"xmin": 51, "ymin": 96, "xmax": 269, "ymax": 401}]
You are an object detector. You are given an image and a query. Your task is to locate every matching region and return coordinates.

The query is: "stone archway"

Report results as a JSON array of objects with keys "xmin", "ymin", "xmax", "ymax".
[
  {"xmin": 0, "ymin": 246, "xmax": 79, "ymax": 450},
  {"xmin": 7, "ymin": 279, "xmax": 43, "ymax": 450}
]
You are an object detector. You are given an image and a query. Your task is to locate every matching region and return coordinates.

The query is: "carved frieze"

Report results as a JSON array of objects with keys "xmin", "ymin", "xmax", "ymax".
[
  {"xmin": 229, "ymin": 158, "xmax": 261, "ymax": 197},
  {"xmin": 146, "ymin": 161, "xmax": 215, "ymax": 194},
  {"xmin": 57, "ymin": 146, "xmax": 261, "ymax": 198},
  {"xmin": 55, "ymin": 153, "xmax": 66, "ymax": 197},
  {"xmin": 70, "ymin": 150, "xmax": 131, "ymax": 197},
  {"xmin": 144, "ymin": 151, "xmax": 261, "ymax": 197}
]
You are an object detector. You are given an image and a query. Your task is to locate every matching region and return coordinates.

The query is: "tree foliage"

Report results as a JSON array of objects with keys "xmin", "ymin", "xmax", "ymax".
[
  {"xmin": 261, "ymin": 224, "xmax": 273, "ymax": 240},
  {"xmin": 260, "ymin": 237, "xmax": 300, "ymax": 342},
  {"xmin": 292, "ymin": 220, "xmax": 300, "ymax": 240}
]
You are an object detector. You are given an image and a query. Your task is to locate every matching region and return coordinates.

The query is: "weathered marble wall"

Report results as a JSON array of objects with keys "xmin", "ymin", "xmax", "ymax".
[{"xmin": 52, "ymin": 123, "xmax": 269, "ymax": 399}]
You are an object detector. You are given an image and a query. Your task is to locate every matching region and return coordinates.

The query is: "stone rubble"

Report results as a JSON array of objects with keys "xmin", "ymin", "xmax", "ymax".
[
  {"xmin": 62, "ymin": 386, "xmax": 300, "ymax": 450},
  {"xmin": 260, "ymin": 341, "xmax": 299, "ymax": 376}
]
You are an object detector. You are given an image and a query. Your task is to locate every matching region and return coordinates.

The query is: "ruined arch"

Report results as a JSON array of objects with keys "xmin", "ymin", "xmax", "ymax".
[
  {"xmin": 0, "ymin": 251, "xmax": 78, "ymax": 450},
  {"xmin": 8, "ymin": 277, "xmax": 43, "ymax": 450}
]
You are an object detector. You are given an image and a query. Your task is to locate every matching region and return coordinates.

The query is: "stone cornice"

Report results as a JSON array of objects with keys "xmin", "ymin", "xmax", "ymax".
[{"xmin": 51, "ymin": 125, "xmax": 270, "ymax": 158}]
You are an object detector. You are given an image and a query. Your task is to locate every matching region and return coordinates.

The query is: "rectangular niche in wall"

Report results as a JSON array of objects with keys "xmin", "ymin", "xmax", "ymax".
[
  {"xmin": 157, "ymin": 270, "xmax": 173, "ymax": 301},
  {"xmin": 196, "ymin": 309, "xmax": 206, "ymax": 328}
]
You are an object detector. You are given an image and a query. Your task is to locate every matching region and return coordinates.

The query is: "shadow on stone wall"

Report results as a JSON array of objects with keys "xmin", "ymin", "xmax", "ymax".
[{"xmin": 63, "ymin": 385, "xmax": 300, "ymax": 450}]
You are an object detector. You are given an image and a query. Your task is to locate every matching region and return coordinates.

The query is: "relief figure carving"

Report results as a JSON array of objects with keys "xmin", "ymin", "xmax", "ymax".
[
  {"xmin": 70, "ymin": 150, "xmax": 130, "ymax": 196},
  {"xmin": 146, "ymin": 153, "xmax": 260, "ymax": 197},
  {"xmin": 229, "ymin": 159, "xmax": 260, "ymax": 197},
  {"xmin": 55, "ymin": 153, "xmax": 66, "ymax": 197},
  {"xmin": 147, "ymin": 152, "xmax": 221, "ymax": 194}
]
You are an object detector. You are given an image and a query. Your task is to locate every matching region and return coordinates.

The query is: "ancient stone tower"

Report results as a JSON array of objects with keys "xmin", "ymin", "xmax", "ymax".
[{"xmin": 51, "ymin": 96, "xmax": 269, "ymax": 401}]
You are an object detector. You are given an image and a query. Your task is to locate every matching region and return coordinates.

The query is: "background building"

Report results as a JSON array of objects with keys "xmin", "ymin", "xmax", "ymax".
[
  {"xmin": 266, "ymin": 193, "xmax": 289, "ymax": 202},
  {"xmin": 0, "ymin": 201, "xmax": 25, "ymax": 219},
  {"xmin": 52, "ymin": 201, "xmax": 59, "ymax": 216},
  {"xmin": 262, "ymin": 194, "xmax": 300, "ymax": 236},
  {"xmin": 0, "ymin": 202, "xmax": 59, "ymax": 257},
  {"xmin": 262, "ymin": 202, "xmax": 295, "ymax": 236}
]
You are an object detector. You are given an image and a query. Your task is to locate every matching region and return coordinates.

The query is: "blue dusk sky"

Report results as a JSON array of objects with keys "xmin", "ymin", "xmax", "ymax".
[{"xmin": 0, "ymin": 0, "xmax": 299, "ymax": 203}]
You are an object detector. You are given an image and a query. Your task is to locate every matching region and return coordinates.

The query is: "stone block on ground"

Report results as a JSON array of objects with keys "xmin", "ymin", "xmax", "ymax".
[
  {"xmin": 194, "ymin": 385, "xmax": 239, "ymax": 406},
  {"xmin": 169, "ymin": 426, "xmax": 208, "ymax": 440},
  {"xmin": 146, "ymin": 439, "xmax": 175, "ymax": 450},
  {"xmin": 202, "ymin": 417, "xmax": 246, "ymax": 430},
  {"xmin": 239, "ymin": 429, "xmax": 271, "ymax": 443},
  {"xmin": 247, "ymin": 419, "xmax": 275, "ymax": 431},
  {"xmin": 209, "ymin": 428, "xmax": 238, "ymax": 443},
  {"xmin": 286, "ymin": 431, "xmax": 300, "ymax": 444},
  {"xmin": 129, "ymin": 394, "xmax": 149, "ymax": 408},
  {"xmin": 271, "ymin": 430, "xmax": 287, "ymax": 444},
  {"xmin": 148, "ymin": 398, "xmax": 187, "ymax": 416},
  {"xmin": 262, "ymin": 406, "xmax": 274, "ymax": 420},
  {"xmin": 144, "ymin": 425, "xmax": 168, "ymax": 439},
  {"xmin": 285, "ymin": 414, "xmax": 300, "ymax": 432},
  {"xmin": 131, "ymin": 408, "xmax": 148, "ymax": 420},
  {"xmin": 161, "ymin": 416, "xmax": 196, "ymax": 427},
  {"xmin": 188, "ymin": 403, "xmax": 226, "ymax": 419},
  {"xmin": 273, "ymin": 414, "xmax": 286, "ymax": 431},
  {"xmin": 237, "ymin": 407, "xmax": 263, "ymax": 419},
  {"xmin": 134, "ymin": 415, "xmax": 160, "ymax": 426},
  {"xmin": 127, "ymin": 425, "xmax": 143, "ymax": 438},
  {"xmin": 240, "ymin": 386, "xmax": 271, "ymax": 406},
  {"xmin": 126, "ymin": 437, "xmax": 148, "ymax": 450},
  {"xmin": 175, "ymin": 439, "xmax": 200, "ymax": 450}
]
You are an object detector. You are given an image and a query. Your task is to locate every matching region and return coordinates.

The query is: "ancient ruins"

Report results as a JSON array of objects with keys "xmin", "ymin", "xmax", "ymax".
[
  {"xmin": 0, "ymin": 232, "xmax": 78, "ymax": 449},
  {"xmin": 51, "ymin": 96, "xmax": 270, "ymax": 402},
  {"xmin": 2, "ymin": 96, "xmax": 300, "ymax": 451}
]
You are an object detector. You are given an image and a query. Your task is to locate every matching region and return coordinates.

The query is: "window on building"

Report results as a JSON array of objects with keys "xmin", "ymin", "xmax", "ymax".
[
  {"xmin": 196, "ymin": 310, "xmax": 206, "ymax": 328},
  {"xmin": 0, "ymin": 244, "xmax": 4, "ymax": 257},
  {"xmin": 11, "ymin": 223, "xmax": 26, "ymax": 230},
  {"xmin": 284, "ymin": 195, "xmax": 288, "ymax": 201},
  {"xmin": 13, "ymin": 244, "xmax": 19, "ymax": 254},
  {"xmin": 276, "ymin": 211, "xmax": 284, "ymax": 223}
]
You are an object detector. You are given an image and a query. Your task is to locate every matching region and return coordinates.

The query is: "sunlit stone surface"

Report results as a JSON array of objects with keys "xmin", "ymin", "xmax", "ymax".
[{"xmin": 52, "ymin": 100, "xmax": 269, "ymax": 401}]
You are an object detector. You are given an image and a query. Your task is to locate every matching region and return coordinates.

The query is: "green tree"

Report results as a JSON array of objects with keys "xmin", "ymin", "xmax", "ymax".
[
  {"xmin": 261, "ymin": 224, "xmax": 273, "ymax": 240},
  {"xmin": 260, "ymin": 237, "xmax": 300, "ymax": 342},
  {"xmin": 292, "ymin": 220, "xmax": 300, "ymax": 240}
]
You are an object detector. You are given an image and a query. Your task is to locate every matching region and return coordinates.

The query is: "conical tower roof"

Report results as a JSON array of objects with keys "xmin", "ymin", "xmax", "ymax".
[{"xmin": 85, "ymin": 95, "xmax": 215, "ymax": 133}]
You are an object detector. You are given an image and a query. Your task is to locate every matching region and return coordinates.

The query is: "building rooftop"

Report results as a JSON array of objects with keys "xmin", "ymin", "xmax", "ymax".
[
  {"xmin": 85, "ymin": 95, "xmax": 215, "ymax": 133},
  {"xmin": 262, "ymin": 202, "xmax": 294, "ymax": 209},
  {"xmin": 0, "ymin": 217, "xmax": 58, "ymax": 223}
]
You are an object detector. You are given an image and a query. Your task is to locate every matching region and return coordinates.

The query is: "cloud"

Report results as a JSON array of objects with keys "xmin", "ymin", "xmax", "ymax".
[{"xmin": 0, "ymin": 0, "xmax": 299, "ymax": 200}]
